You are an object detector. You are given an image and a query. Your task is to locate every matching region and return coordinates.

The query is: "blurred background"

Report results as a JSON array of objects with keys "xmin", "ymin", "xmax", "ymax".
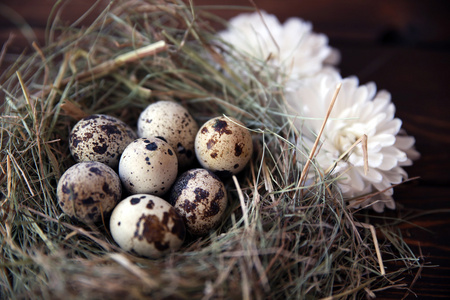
[{"xmin": 1, "ymin": 0, "xmax": 449, "ymax": 298}]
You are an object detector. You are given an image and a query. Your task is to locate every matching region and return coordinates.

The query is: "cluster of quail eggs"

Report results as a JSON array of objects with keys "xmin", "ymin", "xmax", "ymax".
[{"xmin": 57, "ymin": 100, "xmax": 253, "ymax": 258}]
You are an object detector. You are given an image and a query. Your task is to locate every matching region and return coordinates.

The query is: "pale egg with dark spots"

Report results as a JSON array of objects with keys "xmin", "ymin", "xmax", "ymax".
[
  {"xmin": 195, "ymin": 116, "xmax": 253, "ymax": 177},
  {"xmin": 169, "ymin": 168, "xmax": 227, "ymax": 236},
  {"xmin": 118, "ymin": 137, "xmax": 178, "ymax": 195},
  {"xmin": 56, "ymin": 161, "xmax": 122, "ymax": 224},
  {"xmin": 137, "ymin": 101, "xmax": 198, "ymax": 169},
  {"xmin": 69, "ymin": 114, "xmax": 137, "ymax": 168},
  {"xmin": 109, "ymin": 194, "xmax": 186, "ymax": 258}
]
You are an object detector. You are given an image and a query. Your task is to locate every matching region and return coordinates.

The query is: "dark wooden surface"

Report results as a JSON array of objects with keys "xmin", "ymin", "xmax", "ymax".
[{"xmin": 1, "ymin": 0, "xmax": 449, "ymax": 299}]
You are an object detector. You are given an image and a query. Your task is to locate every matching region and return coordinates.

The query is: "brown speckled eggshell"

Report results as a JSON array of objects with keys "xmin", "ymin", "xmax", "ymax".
[
  {"xmin": 118, "ymin": 137, "xmax": 178, "ymax": 195},
  {"xmin": 109, "ymin": 194, "xmax": 186, "ymax": 258},
  {"xmin": 69, "ymin": 114, "xmax": 137, "ymax": 168},
  {"xmin": 169, "ymin": 168, "xmax": 227, "ymax": 236},
  {"xmin": 56, "ymin": 161, "xmax": 122, "ymax": 224},
  {"xmin": 195, "ymin": 116, "xmax": 253, "ymax": 177},
  {"xmin": 137, "ymin": 101, "xmax": 198, "ymax": 169}
]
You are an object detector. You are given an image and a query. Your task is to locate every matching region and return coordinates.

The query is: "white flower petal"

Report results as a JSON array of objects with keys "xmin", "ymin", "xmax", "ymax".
[
  {"xmin": 376, "ymin": 118, "xmax": 402, "ymax": 136},
  {"xmin": 383, "ymin": 167, "xmax": 407, "ymax": 183},
  {"xmin": 218, "ymin": 11, "xmax": 338, "ymax": 81},
  {"xmin": 378, "ymin": 155, "xmax": 399, "ymax": 171},
  {"xmin": 384, "ymin": 196, "xmax": 396, "ymax": 210},
  {"xmin": 383, "ymin": 146, "xmax": 408, "ymax": 162},
  {"xmin": 367, "ymin": 152, "xmax": 384, "ymax": 168},
  {"xmin": 363, "ymin": 168, "xmax": 383, "ymax": 183},
  {"xmin": 371, "ymin": 201, "xmax": 386, "ymax": 213},
  {"xmin": 289, "ymin": 71, "xmax": 419, "ymax": 212},
  {"xmin": 368, "ymin": 133, "xmax": 396, "ymax": 148}
]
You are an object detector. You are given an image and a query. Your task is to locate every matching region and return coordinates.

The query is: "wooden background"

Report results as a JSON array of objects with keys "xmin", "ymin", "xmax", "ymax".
[{"xmin": 1, "ymin": 0, "xmax": 449, "ymax": 298}]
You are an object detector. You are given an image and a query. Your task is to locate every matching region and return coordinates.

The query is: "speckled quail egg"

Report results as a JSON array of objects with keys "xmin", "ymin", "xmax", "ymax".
[
  {"xmin": 57, "ymin": 161, "xmax": 122, "ymax": 224},
  {"xmin": 69, "ymin": 114, "xmax": 137, "ymax": 168},
  {"xmin": 137, "ymin": 101, "xmax": 198, "ymax": 169},
  {"xmin": 109, "ymin": 194, "xmax": 186, "ymax": 258},
  {"xmin": 195, "ymin": 116, "xmax": 253, "ymax": 177},
  {"xmin": 169, "ymin": 168, "xmax": 227, "ymax": 236},
  {"xmin": 118, "ymin": 137, "xmax": 178, "ymax": 195}
]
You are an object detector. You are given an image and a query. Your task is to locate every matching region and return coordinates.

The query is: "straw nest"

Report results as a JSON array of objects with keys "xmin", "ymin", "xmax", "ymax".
[{"xmin": 0, "ymin": 0, "xmax": 421, "ymax": 299}]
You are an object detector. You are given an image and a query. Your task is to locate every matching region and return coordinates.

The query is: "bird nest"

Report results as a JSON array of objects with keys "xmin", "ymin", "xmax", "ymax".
[{"xmin": 0, "ymin": 0, "xmax": 421, "ymax": 299}]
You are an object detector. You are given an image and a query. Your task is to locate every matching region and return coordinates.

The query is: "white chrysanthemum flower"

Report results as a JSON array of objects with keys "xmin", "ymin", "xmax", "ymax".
[
  {"xmin": 287, "ymin": 71, "xmax": 419, "ymax": 212},
  {"xmin": 217, "ymin": 10, "xmax": 339, "ymax": 80}
]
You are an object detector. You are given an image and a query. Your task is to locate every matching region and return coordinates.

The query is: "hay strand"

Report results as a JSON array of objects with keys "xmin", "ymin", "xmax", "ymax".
[{"xmin": 298, "ymin": 82, "xmax": 341, "ymax": 189}]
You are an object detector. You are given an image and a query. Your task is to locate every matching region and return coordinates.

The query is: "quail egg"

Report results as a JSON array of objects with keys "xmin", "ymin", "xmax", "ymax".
[
  {"xmin": 169, "ymin": 168, "xmax": 227, "ymax": 236},
  {"xmin": 195, "ymin": 116, "xmax": 253, "ymax": 177},
  {"xmin": 109, "ymin": 194, "xmax": 186, "ymax": 258},
  {"xmin": 137, "ymin": 101, "xmax": 198, "ymax": 169},
  {"xmin": 118, "ymin": 137, "xmax": 178, "ymax": 195},
  {"xmin": 69, "ymin": 114, "xmax": 137, "ymax": 168},
  {"xmin": 56, "ymin": 161, "xmax": 122, "ymax": 224}
]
